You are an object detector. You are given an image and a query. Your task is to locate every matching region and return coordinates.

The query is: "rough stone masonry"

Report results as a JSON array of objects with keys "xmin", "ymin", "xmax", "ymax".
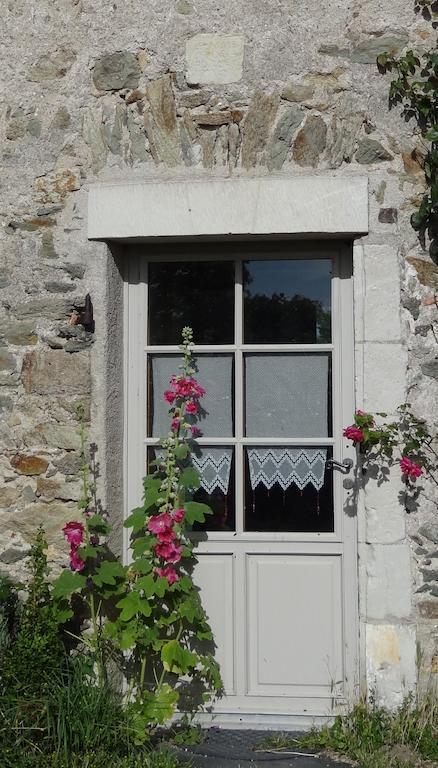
[{"xmin": 0, "ymin": 0, "xmax": 437, "ymax": 708}]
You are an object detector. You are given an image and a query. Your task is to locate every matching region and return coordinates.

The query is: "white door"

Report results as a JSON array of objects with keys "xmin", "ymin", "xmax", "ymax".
[{"xmin": 125, "ymin": 242, "xmax": 358, "ymax": 728}]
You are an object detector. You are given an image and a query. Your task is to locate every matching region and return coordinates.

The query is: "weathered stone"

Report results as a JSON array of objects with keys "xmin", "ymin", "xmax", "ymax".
[
  {"xmin": 355, "ymin": 138, "xmax": 393, "ymax": 164},
  {"xmin": 0, "ymin": 395, "xmax": 13, "ymax": 412},
  {"xmin": 418, "ymin": 601, "xmax": 438, "ymax": 619},
  {"xmin": 0, "ymin": 501, "xmax": 76, "ymax": 543},
  {"xmin": 419, "ymin": 522, "xmax": 438, "ymax": 545},
  {"xmin": 6, "ymin": 118, "xmax": 26, "ymax": 140},
  {"xmin": 21, "ymin": 350, "xmax": 90, "ymax": 395},
  {"xmin": 44, "ymin": 281, "xmax": 75, "ymax": 293},
  {"xmin": 125, "ymin": 89, "xmax": 144, "ymax": 105},
  {"xmin": 241, "ymin": 90, "xmax": 280, "ymax": 169},
  {"xmin": 293, "ymin": 115, "xmax": 327, "ymax": 167},
  {"xmin": 38, "ymin": 229, "xmax": 57, "ymax": 259},
  {"xmin": 375, "ymin": 181, "xmax": 387, "ymax": 204},
  {"xmin": 60, "ymin": 263, "xmax": 86, "ymax": 280},
  {"xmin": 144, "ymin": 75, "xmax": 181, "ymax": 166},
  {"xmin": 318, "ymin": 43, "xmax": 350, "ymax": 58},
  {"xmin": 266, "ymin": 105, "xmax": 304, "ymax": 170},
  {"xmin": 176, "ymin": 0, "xmax": 193, "ymax": 13},
  {"xmin": 228, "ymin": 122, "xmax": 241, "ymax": 168},
  {"xmin": 178, "ymin": 90, "xmax": 210, "ymax": 108},
  {"xmin": 421, "ymin": 568, "xmax": 438, "ymax": 582},
  {"xmin": 37, "ymin": 476, "xmax": 81, "ymax": 502},
  {"xmin": 0, "ymin": 548, "xmax": 27, "ymax": 564},
  {"xmin": 192, "ymin": 111, "xmax": 242, "ymax": 126},
  {"xmin": 22, "ymin": 485, "xmax": 36, "ymax": 503},
  {"xmin": 0, "ymin": 349, "xmax": 15, "ymax": 372},
  {"xmin": 35, "ymin": 169, "xmax": 80, "ymax": 203},
  {"xmin": 29, "ymin": 48, "xmax": 76, "ymax": 81},
  {"xmin": 421, "ymin": 359, "xmax": 438, "ymax": 379},
  {"xmin": 10, "ymin": 454, "xmax": 48, "ymax": 476},
  {"xmin": 379, "ymin": 208, "xmax": 398, "ymax": 224},
  {"xmin": 282, "ymin": 81, "xmax": 314, "ymax": 102},
  {"xmin": 402, "ymin": 295, "xmax": 420, "ymax": 320},
  {"xmin": 37, "ymin": 205, "xmax": 63, "ymax": 217},
  {"xmin": 13, "ymin": 297, "xmax": 74, "ymax": 321},
  {"xmin": 7, "ymin": 217, "xmax": 55, "ymax": 232},
  {"xmin": 92, "ymin": 51, "xmax": 141, "ymax": 91},
  {"xmin": 186, "ymin": 34, "xmax": 245, "ymax": 85},
  {"xmin": 406, "ymin": 257, "xmax": 438, "ymax": 290},
  {"xmin": 51, "ymin": 107, "xmax": 71, "ymax": 129},
  {"xmin": 327, "ymin": 113, "xmax": 363, "ymax": 168},
  {"xmin": 127, "ymin": 113, "xmax": 148, "ymax": 163},
  {"xmin": 351, "ymin": 35, "xmax": 409, "ymax": 65},
  {"xmin": 53, "ymin": 452, "xmax": 82, "ymax": 476},
  {"xmin": 0, "ymin": 269, "xmax": 10, "ymax": 289},
  {"xmin": 36, "ymin": 423, "xmax": 81, "ymax": 450},
  {"xmin": 106, "ymin": 104, "xmax": 126, "ymax": 155},
  {"xmin": 0, "ymin": 486, "xmax": 20, "ymax": 508},
  {"xmin": 199, "ymin": 128, "xmax": 216, "ymax": 169},
  {"xmin": 27, "ymin": 118, "xmax": 42, "ymax": 138},
  {"xmin": 0, "ymin": 320, "xmax": 36, "ymax": 347},
  {"xmin": 83, "ymin": 109, "xmax": 108, "ymax": 173}
]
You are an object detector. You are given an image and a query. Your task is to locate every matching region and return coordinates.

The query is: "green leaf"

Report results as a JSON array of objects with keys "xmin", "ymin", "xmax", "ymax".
[
  {"xmin": 129, "ymin": 558, "xmax": 152, "ymax": 574},
  {"xmin": 92, "ymin": 560, "xmax": 126, "ymax": 587},
  {"xmin": 137, "ymin": 684, "xmax": 179, "ymax": 726},
  {"xmin": 175, "ymin": 444, "xmax": 189, "ymax": 460},
  {"xmin": 180, "ymin": 466, "xmax": 201, "ymax": 489},
  {"xmin": 116, "ymin": 591, "xmax": 152, "ymax": 622},
  {"xmin": 184, "ymin": 501, "xmax": 212, "ymax": 525},
  {"xmin": 161, "ymin": 639, "xmax": 198, "ymax": 674},
  {"xmin": 119, "ymin": 624, "xmax": 138, "ymax": 650},
  {"xmin": 144, "ymin": 487, "xmax": 159, "ymax": 510},
  {"xmin": 131, "ymin": 536, "xmax": 154, "ymax": 558},
  {"xmin": 143, "ymin": 475, "xmax": 161, "ymax": 491},
  {"xmin": 426, "ymin": 126, "xmax": 438, "ymax": 141},
  {"xmin": 87, "ymin": 514, "xmax": 110, "ymax": 535},
  {"xmin": 52, "ymin": 570, "xmax": 86, "ymax": 599},
  {"xmin": 124, "ymin": 507, "xmax": 146, "ymax": 533},
  {"xmin": 135, "ymin": 573, "xmax": 167, "ymax": 598}
]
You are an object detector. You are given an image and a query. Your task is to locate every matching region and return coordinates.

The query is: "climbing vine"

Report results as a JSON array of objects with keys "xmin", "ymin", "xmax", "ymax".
[{"xmin": 377, "ymin": 1, "xmax": 438, "ymax": 252}]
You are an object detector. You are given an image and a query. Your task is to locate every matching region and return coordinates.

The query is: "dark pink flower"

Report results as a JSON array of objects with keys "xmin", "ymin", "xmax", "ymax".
[
  {"xmin": 156, "ymin": 527, "xmax": 176, "ymax": 544},
  {"xmin": 343, "ymin": 425, "xmax": 365, "ymax": 443},
  {"xmin": 164, "ymin": 390, "xmax": 176, "ymax": 405},
  {"xmin": 171, "ymin": 418, "xmax": 180, "ymax": 431},
  {"xmin": 62, "ymin": 521, "xmax": 84, "ymax": 548},
  {"xmin": 154, "ymin": 541, "xmax": 183, "ymax": 563},
  {"xmin": 185, "ymin": 401, "xmax": 198, "ymax": 415},
  {"xmin": 171, "ymin": 508, "xmax": 185, "ymax": 524},
  {"xmin": 154, "ymin": 565, "xmax": 179, "ymax": 585},
  {"xmin": 400, "ymin": 456, "xmax": 423, "ymax": 479},
  {"xmin": 70, "ymin": 548, "xmax": 85, "ymax": 572},
  {"xmin": 190, "ymin": 426, "xmax": 201, "ymax": 437},
  {"xmin": 147, "ymin": 512, "xmax": 174, "ymax": 536}
]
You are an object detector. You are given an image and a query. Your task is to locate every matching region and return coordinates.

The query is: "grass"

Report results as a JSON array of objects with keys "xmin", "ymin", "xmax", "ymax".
[
  {"xmin": 256, "ymin": 691, "xmax": 438, "ymax": 768},
  {"xmin": 0, "ymin": 747, "xmax": 181, "ymax": 768}
]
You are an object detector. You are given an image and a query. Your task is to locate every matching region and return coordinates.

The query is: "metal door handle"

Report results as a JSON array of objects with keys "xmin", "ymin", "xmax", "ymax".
[{"xmin": 326, "ymin": 458, "xmax": 353, "ymax": 474}]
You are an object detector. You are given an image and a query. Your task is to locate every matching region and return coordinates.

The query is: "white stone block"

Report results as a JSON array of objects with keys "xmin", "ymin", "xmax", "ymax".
[
  {"xmin": 365, "ymin": 543, "xmax": 412, "ymax": 619},
  {"xmin": 365, "ymin": 464, "xmax": 406, "ymax": 544},
  {"xmin": 366, "ymin": 623, "xmax": 417, "ymax": 709},
  {"xmin": 353, "ymin": 240, "xmax": 365, "ymax": 344},
  {"xmin": 363, "ymin": 342, "xmax": 407, "ymax": 413},
  {"xmin": 186, "ymin": 34, "xmax": 245, "ymax": 85},
  {"xmin": 363, "ymin": 244, "xmax": 401, "ymax": 342}
]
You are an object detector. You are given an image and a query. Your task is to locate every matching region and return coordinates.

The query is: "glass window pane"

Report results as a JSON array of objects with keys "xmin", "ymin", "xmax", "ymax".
[
  {"xmin": 148, "ymin": 354, "xmax": 234, "ymax": 437},
  {"xmin": 244, "ymin": 446, "xmax": 333, "ymax": 532},
  {"xmin": 245, "ymin": 353, "xmax": 331, "ymax": 438},
  {"xmin": 243, "ymin": 259, "xmax": 332, "ymax": 343},
  {"xmin": 149, "ymin": 261, "xmax": 234, "ymax": 345},
  {"xmin": 147, "ymin": 447, "xmax": 235, "ymax": 532}
]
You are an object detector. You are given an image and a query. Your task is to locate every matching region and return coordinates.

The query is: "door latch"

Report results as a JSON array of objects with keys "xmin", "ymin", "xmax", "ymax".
[{"xmin": 326, "ymin": 457, "xmax": 353, "ymax": 474}]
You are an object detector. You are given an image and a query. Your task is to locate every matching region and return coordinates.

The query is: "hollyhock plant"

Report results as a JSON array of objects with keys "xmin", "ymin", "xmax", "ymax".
[
  {"xmin": 62, "ymin": 521, "xmax": 84, "ymax": 548},
  {"xmin": 171, "ymin": 508, "xmax": 185, "ymax": 524},
  {"xmin": 343, "ymin": 425, "xmax": 365, "ymax": 443},
  {"xmin": 154, "ymin": 540, "xmax": 183, "ymax": 563},
  {"xmin": 147, "ymin": 511, "xmax": 174, "ymax": 536},
  {"xmin": 70, "ymin": 548, "xmax": 85, "ymax": 572},
  {"xmin": 185, "ymin": 401, "xmax": 198, "ymax": 415},
  {"xmin": 154, "ymin": 565, "xmax": 179, "ymax": 585},
  {"xmin": 400, "ymin": 456, "xmax": 423, "ymax": 479}
]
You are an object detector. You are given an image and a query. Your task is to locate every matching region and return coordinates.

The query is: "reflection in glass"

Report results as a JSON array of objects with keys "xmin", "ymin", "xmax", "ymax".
[
  {"xmin": 149, "ymin": 261, "xmax": 234, "ymax": 345},
  {"xmin": 244, "ymin": 447, "xmax": 334, "ymax": 532},
  {"xmin": 245, "ymin": 353, "xmax": 332, "ymax": 437},
  {"xmin": 244, "ymin": 259, "xmax": 332, "ymax": 343},
  {"xmin": 148, "ymin": 354, "xmax": 234, "ymax": 438}
]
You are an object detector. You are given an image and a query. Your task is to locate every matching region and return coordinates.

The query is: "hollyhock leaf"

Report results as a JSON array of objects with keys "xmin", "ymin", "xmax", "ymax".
[
  {"xmin": 53, "ymin": 570, "xmax": 86, "ymax": 599},
  {"xmin": 93, "ymin": 560, "xmax": 126, "ymax": 586},
  {"xmin": 144, "ymin": 487, "xmax": 159, "ymax": 510},
  {"xmin": 87, "ymin": 514, "xmax": 110, "ymax": 535},
  {"xmin": 117, "ymin": 591, "xmax": 143, "ymax": 622},
  {"xmin": 124, "ymin": 507, "xmax": 146, "ymax": 533},
  {"xmin": 135, "ymin": 573, "xmax": 167, "ymax": 598},
  {"xmin": 180, "ymin": 467, "xmax": 201, "ymax": 489},
  {"xmin": 119, "ymin": 625, "xmax": 138, "ymax": 650},
  {"xmin": 140, "ymin": 684, "xmax": 179, "ymax": 725},
  {"xmin": 131, "ymin": 536, "xmax": 154, "ymax": 557},
  {"xmin": 175, "ymin": 444, "xmax": 188, "ymax": 460},
  {"xmin": 161, "ymin": 639, "xmax": 197, "ymax": 674},
  {"xmin": 129, "ymin": 558, "xmax": 152, "ymax": 574},
  {"xmin": 184, "ymin": 501, "xmax": 212, "ymax": 525},
  {"xmin": 77, "ymin": 543, "xmax": 101, "ymax": 560},
  {"xmin": 143, "ymin": 475, "xmax": 161, "ymax": 491}
]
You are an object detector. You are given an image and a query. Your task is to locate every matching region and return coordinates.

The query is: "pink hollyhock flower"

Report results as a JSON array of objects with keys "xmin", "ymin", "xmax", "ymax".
[
  {"xmin": 190, "ymin": 425, "xmax": 201, "ymax": 437},
  {"xmin": 154, "ymin": 565, "xmax": 179, "ymax": 585},
  {"xmin": 343, "ymin": 425, "xmax": 365, "ymax": 443},
  {"xmin": 171, "ymin": 418, "xmax": 180, "ymax": 431},
  {"xmin": 62, "ymin": 521, "xmax": 84, "ymax": 548},
  {"xmin": 70, "ymin": 548, "xmax": 85, "ymax": 572},
  {"xmin": 164, "ymin": 390, "xmax": 176, "ymax": 405},
  {"xmin": 400, "ymin": 456, "xmax": 423, "ymax": 479},
  {"xmin": 190, "ymin": 380, "xmax": 206, "ymax": 398},
  {"xmin": 147, "ymin": 512, "xmax": 174, "ymax": 535},
  {"xmin": 156, "ymin": 527, "xmax": 176, "ymax": 544},
  {"xmin": 171, "ymin": 508, "xmax": 185, "ymax": 524},
  {"xmin": 185, "ymin": 401, "xmax": 198, "ymax": 415},
  {"xmin": 154, "ymin": 541, "xmax": 183, "ymax": 563}
]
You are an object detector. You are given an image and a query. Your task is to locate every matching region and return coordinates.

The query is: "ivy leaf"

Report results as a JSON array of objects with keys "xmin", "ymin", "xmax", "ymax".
[
  {"xmin": 92, "ymin": 560, "xmax": 126, "ymax": 587},
  {"xmin": 53, "ymin": 570, "xmax": 86, "ymax": 599},
  {"xmin": 161, "ymin": 639, "xmax": 197, "ymax": 674},
  {"xmin": 184, "ymin": 501, "xmax": 212, "ymax": 525},
  {"xmin": 124, "ymin": 507, "xmax": 146, "ymax": 533},
  {"xmin": 180, "ymin": 467, "xmax": 201, "ymax": 490}
]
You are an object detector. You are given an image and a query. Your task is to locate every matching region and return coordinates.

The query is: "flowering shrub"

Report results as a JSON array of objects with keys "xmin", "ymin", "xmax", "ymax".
[
  {"xmin": 53, "ymin": 328, "xmax": 221, "ymax": 740},
  {"xmin": 343, "ymin": 404, "xmax": 436, "ymax": 490}
]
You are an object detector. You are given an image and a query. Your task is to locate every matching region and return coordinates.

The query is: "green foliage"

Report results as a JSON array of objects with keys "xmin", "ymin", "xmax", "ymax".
[
  {"xmin": 0, "ymin": 573, "xmax": 18, "ymax": 655},
  {"xmin": 377, "ymin": 4, "xmax": 438, "ymax": 248}
]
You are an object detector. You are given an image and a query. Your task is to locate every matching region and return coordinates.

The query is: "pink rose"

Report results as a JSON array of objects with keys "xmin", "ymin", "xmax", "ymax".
[
  {"xmin": 147, "ymin": 512, "xmax": 174, "ymax": 536},
  {"xmin": 343, "ymin": 425, "xmax": 364, "ymax": 443},
  {"xmin": 154, "ymin": 565, "xmax": 179, "ymax": 585},
  {"xmin": 185, "ymin": 401, "xmax": 198, "ymax": 415},
  {"xmin": 70, "ymin": 547, "xmax": 85, "ymax": 572},
  {"xmin": 164, "ymin": 390, "xmax": 176, "ymax": 405},
  {"xmin": 171, "ymin": 508, "xmax": 185, "ymax": 524},
  {"xmin": 154, "ymin": 541, "xmax": 183, "ymax": 563},
  {"xmin": 62, "ymin": 521, "xmax": 84, "ymax": 548},
  {"xmin": 400, "ymin": 456, "xmax": 423, "ymax": 479}
]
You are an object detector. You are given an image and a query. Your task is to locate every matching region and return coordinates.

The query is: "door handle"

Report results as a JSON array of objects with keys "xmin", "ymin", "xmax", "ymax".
[{"xmin": 326, "ymin": 458, "xmax": 353, "ymax": 474}]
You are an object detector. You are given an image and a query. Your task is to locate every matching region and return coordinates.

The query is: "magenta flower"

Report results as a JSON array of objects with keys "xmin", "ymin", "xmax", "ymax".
[
  {"xmin": 70, "ymin": 548, "xmax": 85, "ymax": 572},
  {"xmin": 400, "ymin": 456, "xmax": 423, "ymax": 479},
  {"xmin": 343, "ymin": 425, "xmax": 365, "ymax": 443},
  {"xmin": 171, "ymin": 418, "xmax": 180, "ymax": 431},
  {"xmin": 185, "ymin": 401, "xmax": 198, "ymax": 415},
  {"xmin": 62, "ymin": 521, "xmax": 84, "ymax": 548},
  {"xmin": 190, "ymin": 425, "xmax": 201, "ymax": 437},
  {"xmin": 147, "ymin": 512, "xmax": 174, "ymax": 536},
  {"xmin": 164, "ymin": 390, "xmax": 176, "ymax": 405},
  {"xmin": 171, "ymin": 508, "xmax": 185, "ymax": 524},
  {"xmin": 154, "ymin": 541, "xmax": 183, "ymax": 563},
  {"xmin": 154, "ymin": 565, "xmax": 179, "ymax": 585},
  {"xmin": 156, "ymin": 527, "xmax": 176, "ymax": 544}
]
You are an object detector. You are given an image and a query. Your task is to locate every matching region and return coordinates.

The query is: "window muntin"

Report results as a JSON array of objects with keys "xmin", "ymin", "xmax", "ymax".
[{"xmin": 145, "ymin": 256, "xmax": 335, "ymax": 534}]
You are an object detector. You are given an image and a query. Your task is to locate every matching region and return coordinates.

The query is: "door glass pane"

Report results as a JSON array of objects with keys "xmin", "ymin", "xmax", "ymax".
[
  {"xmin": 148, "ymin": 354, "xmax": 234, "ymax": 437},
  {"xmin": 245, "ymin": 353, "xmax": 332, "ymax": 437},
  {"xmin": 244, "ymin": 446, "xmax": 333, "ymax": 532},
  {"xmin": 243, "ymin": 259, "xmax": 332, "ymax": 343},
  {"xmin": 147, "ymin": 446, "xmax": 235, "ymax": 532},
  {"xmin": 149, "ymin": 261, "xmax": 234, "ymax": 344}
]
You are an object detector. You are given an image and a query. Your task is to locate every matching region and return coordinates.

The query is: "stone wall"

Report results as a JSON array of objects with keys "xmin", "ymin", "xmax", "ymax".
[{"xmin": 0, "ymin": 0, "xmax": 437, "ymax": 704}]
